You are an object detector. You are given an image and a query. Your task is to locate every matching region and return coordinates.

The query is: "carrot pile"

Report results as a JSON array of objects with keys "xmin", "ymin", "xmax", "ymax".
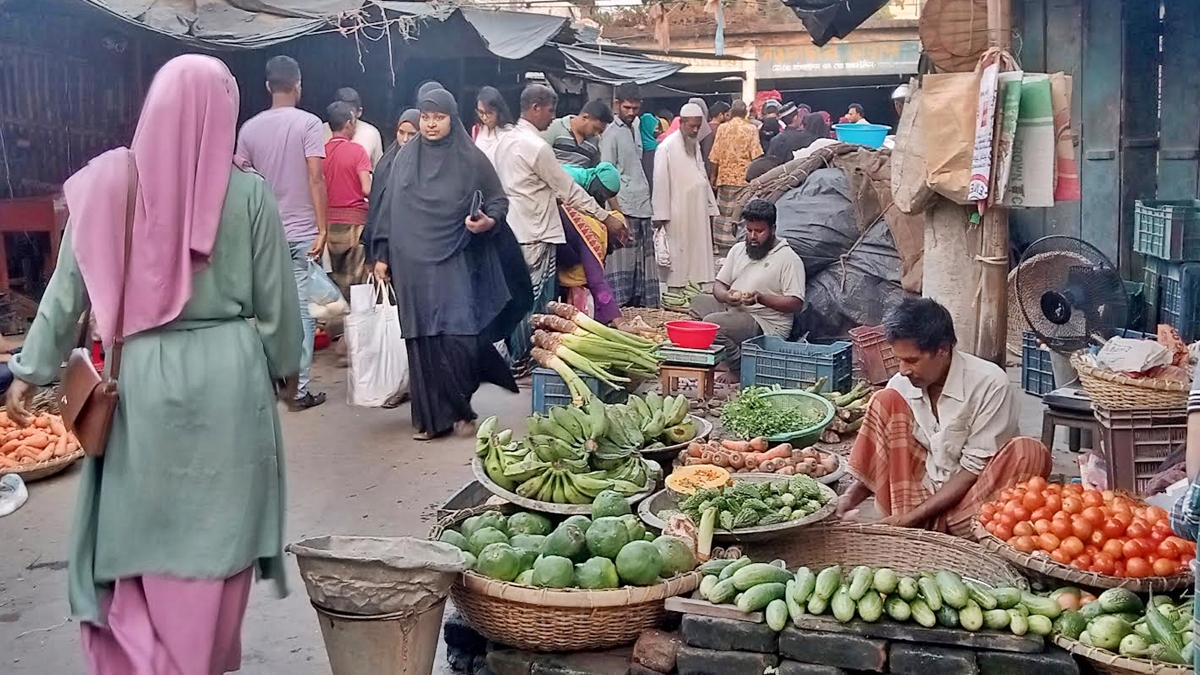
[
  {"xmin": 679, "ymin": 437, "xmax": 841, "ymax": 477},
  {"xmin": 0, "ymin": 411, "xmax": 80, "ymax": 469}
]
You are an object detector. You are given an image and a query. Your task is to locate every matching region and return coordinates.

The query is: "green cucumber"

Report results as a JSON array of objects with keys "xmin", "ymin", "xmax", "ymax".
[
  {"xmin": 708, "ymin": 578, "xmax": 738, "ymax": 605},
  {"xmin": 935, "ymin": 571, "xmax": 970, "ymax": 610},
  {"xmin": 935, "ymin": 605, "xmax": 959, "ymax": 628},
  {"xmin": 992, "ymin": 586, "xmax": 1022, "ymax": 610},
  {"xmin": 873, "ymin": 568, "xmax": 899, "ymax": 595},
  {"xmin": 1008, "ymin": 610, "xmax": 1028, "ymax": 636},
  {"xmin": 718, "ymin": 557, "xmax": 752, "ymax": 581},
  {"xmin": 910, "ymin": 598, "xmax": 937, "ymax": 628},
  {"xmin": 698, "ymin": 558, "xmax": 738, "ymax": 576},
  {"xmin": 857, "ymin": 590, "xmax": 884, "ymax": 623},
  {"xmin": 897, "ymin": 577, "xmax": 920, "ymax": 602},
  {"xmin": 885, "ymin": 595, "xmax": 912, "ymax": 622},
  {"xmin": 792, "ymin": 567, "xmax": 817, "ymax": 605},
  {"xmin": 1020, "ymin": 592, "xmax": 1062, "ymax": 619},
  {"xmin": 766, "ymin": 599, "xmax": 789, "ymax": 632},
  {"xmin": 732, "ymin": 563, "xmax": 795, "ymax": 591},
  {"xmin": 737, "ymin": 582, "xmax": 787, "ymax": 613},
  {"xmin": 699, "ymin": 575, "xmax": 719, "ymax": 601},
  {"xmin": 814, "ymin": 566, "xmax": 842, "ymax": 602},
  {"xmin": 959, "ymin": 600, "xmax": 984, "ymax": 631},
  {"xmin": 785, "ymin": 580, "xmax": 805, "ymax": 625},
  {"xmin": 1026, "ymin": 614, "xmax": 1052, "ymax": 636},
  {"xmin": 983, "ymin": 609, "xmax": 1011, "ymax": 631},
  {"xmin": 918, "ymin": 577, "xmax": 943, "ymax": 611},
  {"xmin": 964, "ymin": 581, "xmax": 998, "ymax": 611},
  {"xmin": 847, "ymin": 566, "xmax": 874, "ymax": 602},
  {"xmin": 831, "ymin": 585, "xmax": 856, "ymax": 623},
  {"xmin": 807, "ymin": 591, "xmax": 829, "ymax": 616}
]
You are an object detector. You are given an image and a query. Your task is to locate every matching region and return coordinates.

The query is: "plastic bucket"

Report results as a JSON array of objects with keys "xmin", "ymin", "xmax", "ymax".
[
  {"xmin": 832, "ymin": 123, "xmax": 891, "ymax": 148},
  {"xmin": 313, "ymin": 601, "xmax": 447, "ymax": 675}
]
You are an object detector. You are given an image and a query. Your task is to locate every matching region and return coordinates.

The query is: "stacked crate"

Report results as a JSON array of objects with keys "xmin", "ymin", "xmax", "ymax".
[{"xmin": 1135, "ymin": 199, "xmax": 1200, "ymax": 338}]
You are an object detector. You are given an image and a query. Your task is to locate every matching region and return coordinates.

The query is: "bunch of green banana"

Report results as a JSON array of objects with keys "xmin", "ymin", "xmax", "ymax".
[
  {"xmin": 514, "ymin": 465, "xmax": 644, "ymax": 504},
  {"xmin": 477, "ymin": 416, "xmax": 522, "ymax": 491},
  {"xmin": 625, "ymin": 392, "xmax": 697, "ymax": 446},
  {"xmin": 663, "ymin": 281, "xmax": 704, "ymax": 309}
]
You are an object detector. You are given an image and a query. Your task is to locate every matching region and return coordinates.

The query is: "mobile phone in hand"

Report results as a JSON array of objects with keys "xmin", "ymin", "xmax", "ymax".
[{"xmin": 470, "ymin": 190, "xmax": 484, "ymax": 219}]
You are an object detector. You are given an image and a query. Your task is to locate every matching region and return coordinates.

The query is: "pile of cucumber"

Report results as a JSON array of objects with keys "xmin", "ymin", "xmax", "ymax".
[
  {"xmin": 1053, "ymin": 587, "xmax": 1194, "ymax": 665},
  {"xmin": 696, "ymin": 558, "xmax": 1052, "ymax": 636}
]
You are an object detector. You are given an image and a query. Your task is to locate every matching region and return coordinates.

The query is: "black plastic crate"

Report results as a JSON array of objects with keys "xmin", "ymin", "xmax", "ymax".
[
  {"xmin": 1094, "ymin": 406, "xmax": 1187, "ymax": 495},
  {"xmin": 1020, "ymin": 331, "xmax": 1055, "ymax": 397},
  {"xmin": 1144, "ymin": 258, "xmax": 1200, "ymax": 340},
  {"xmin": 739, "ymin": 336, "xmax": 853, "ymax": 393},
  {"xmin": 530, "ymin": 367, "xmax": 628, "ymax": 415}
]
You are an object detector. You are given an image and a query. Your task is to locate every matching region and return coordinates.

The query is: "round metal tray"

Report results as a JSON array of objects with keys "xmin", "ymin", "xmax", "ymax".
[
  {"xmin": 471, "ymin": 456, "xmax": 660, "ymax": 516},
  {"xmin": 637, "ymin": 473, "xmax": 837, "ymax": 542},
  {"xmin": 669, "ymin": 445, "xmax": 846, "ymax": 486},
  {"xmin": 640, "ymin": 415, "xmax": 713, "ymax": 463}
]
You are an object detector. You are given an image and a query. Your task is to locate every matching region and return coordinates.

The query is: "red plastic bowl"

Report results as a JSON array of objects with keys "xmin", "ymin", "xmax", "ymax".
[{"xmin": 665, "ymin": 320, "xmax": 720, "ymax": 349}]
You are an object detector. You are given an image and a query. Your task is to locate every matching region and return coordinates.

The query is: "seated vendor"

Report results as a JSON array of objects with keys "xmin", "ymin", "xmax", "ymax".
[
  {"xmin": 836, "ymin": 298, "xmax": 1052, "ymax": 536},
  {"xmin": 689, "ymin": 198, "xmax": 805, "ymax": 383},
  {"xmin": 559, "ymin": 162, "xmax": 624, "ymax": 325}
]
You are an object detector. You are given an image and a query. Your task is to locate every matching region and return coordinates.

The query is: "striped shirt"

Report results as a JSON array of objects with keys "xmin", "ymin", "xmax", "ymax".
[{"xmin": 542, "ymin": 116, "xmax": 601, "ymax": 168}]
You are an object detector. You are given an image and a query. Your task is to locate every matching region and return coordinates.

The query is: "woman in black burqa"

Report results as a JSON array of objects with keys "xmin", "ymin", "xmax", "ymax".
[{"xmin": 367, "ymin": 88, "xmax": 532, "ymax": 440}]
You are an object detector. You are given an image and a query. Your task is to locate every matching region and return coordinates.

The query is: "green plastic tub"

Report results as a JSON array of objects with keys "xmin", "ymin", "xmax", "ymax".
[{"xmin": 759, "ymin": 389, "xmax": 837, "ymax": 446}]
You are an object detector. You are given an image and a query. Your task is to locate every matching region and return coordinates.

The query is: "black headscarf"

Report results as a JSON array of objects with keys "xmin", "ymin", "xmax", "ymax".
[
  {"xmin": 362, "ymin": 108, "xmax": 421, "ymax": 260},
  {"xmin": 387, "ymin": 89, "xmax": 481, "ymax": 263},
  {"xmin": 794, "ymin": 112, "xmax": 831, "ymax": 150},
  {"xmin": 417, "ymin": 80, "xmax": 445, "ymax": 100}
]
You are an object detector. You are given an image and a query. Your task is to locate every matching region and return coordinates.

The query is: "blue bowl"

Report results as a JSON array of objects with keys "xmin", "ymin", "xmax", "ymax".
[{"xmin": 833, "ymin": 123, "xmax": 892, "ymax": 149}]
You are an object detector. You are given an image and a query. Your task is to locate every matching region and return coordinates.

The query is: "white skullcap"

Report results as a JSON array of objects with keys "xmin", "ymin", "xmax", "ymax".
[
  {"xmin": 680, "ymin": 102, "xmax": 704, "ymax": 118},
  {"xmin": 891, "ymin": 84, "xmax": 910, "ymax": 100}
]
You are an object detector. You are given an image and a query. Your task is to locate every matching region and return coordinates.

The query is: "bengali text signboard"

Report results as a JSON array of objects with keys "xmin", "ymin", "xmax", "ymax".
[{"xmin": 756, "ymin": 40, "xmax": 920, "ymax": 79}]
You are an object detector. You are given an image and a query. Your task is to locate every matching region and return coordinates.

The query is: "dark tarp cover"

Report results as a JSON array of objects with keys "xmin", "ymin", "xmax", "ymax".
[
  {"xmin": 777, "ymin": 0, "xmax": 890, "ymax": 47},
  {"xmin": 554, "ymin": 44, "xmax": 685, "ymax": 85}
]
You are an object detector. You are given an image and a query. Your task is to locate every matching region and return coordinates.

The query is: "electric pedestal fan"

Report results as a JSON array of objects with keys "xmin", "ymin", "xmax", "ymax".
[{"xmin": 1015, "ymin": 235, "xmax": 1129, "ymax": 357}]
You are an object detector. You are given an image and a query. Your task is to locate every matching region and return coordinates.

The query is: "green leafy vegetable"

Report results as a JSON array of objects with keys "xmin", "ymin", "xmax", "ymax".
[{"xmin": 720, "ymin": 387, "xmax": 825, "ymax": 439}]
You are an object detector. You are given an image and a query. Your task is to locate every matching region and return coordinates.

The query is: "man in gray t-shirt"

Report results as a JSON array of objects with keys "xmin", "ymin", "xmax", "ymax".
[{"xmin": 236, "ymin": 55, "xmax": 328, "ymax": 411}]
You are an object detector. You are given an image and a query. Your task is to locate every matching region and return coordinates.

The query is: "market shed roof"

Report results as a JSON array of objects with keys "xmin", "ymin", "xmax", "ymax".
[{"xmin": 779, "ymin": 0, "xmax": 891, "ymax": 46}]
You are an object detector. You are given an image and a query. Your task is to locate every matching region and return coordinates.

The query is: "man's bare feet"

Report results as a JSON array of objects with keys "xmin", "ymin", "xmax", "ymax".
[{"xmin": 715, "ymin": 370, "xmax": 739, "ymax": 385}]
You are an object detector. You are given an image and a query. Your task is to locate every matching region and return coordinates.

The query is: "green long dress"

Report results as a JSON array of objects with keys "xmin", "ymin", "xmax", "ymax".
[{"xmin": 10, "ymin": 167, "xmax": 302, "ymax": 624}]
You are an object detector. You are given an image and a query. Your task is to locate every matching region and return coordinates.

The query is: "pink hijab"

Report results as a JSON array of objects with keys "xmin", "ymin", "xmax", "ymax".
[{"xmin": 64, "ymin": 54, "xmax": 240, "ymax": 347}]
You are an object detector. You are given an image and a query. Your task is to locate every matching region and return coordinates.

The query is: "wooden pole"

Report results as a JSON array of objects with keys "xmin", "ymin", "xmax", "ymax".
[{"xmin": 974, "ymin": 0, "xmax": 1012, "ymax": 365}]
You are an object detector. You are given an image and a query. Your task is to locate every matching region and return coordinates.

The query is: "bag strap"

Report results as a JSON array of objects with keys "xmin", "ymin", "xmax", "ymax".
[{"xmin": 107, "ymin": 155, "xmax": 137, "ymax": 381}]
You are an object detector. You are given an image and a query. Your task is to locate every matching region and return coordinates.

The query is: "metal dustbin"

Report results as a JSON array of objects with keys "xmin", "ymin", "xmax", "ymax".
[{"xmin": 288, "ymin": 536, "xmax": 467, "ymax": 675}]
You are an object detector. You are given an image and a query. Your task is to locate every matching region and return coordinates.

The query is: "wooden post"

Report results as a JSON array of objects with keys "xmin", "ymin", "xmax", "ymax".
[{"xmin": 974, "ymin": 0, "xmax": 1012, "ymax": 365}]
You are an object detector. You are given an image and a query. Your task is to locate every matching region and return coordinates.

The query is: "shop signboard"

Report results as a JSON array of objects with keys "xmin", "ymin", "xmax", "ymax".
[{"xmin": 756, "ymin": 40, "xmax": 920, "ymax": 79}]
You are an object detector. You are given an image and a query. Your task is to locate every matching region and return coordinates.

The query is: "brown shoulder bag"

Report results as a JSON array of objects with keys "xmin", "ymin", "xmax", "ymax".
[{"xmin": 57, "ymin": 156, "xmax": 137, "ymax": 458}]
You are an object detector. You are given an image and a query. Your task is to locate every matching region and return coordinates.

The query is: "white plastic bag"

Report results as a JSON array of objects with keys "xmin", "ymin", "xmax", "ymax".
[
  {"xmin": 653, "ymin": 226, "xmax": 672, "ymax": 268},
  {"xmin": 345, "ymin": 277, "xmax": 409, "ymax": 407},
  {"xmin": 307, "ymin": 259, "xmax": 349, "ymax": 320}
]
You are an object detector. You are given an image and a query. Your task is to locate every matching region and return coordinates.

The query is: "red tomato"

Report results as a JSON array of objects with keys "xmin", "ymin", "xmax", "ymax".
[
  {"xmin": 1146, "ymin": 506, "xmax": 1169, "ymax": 524},
  {"xmin": 1044, "ymin": 493, "xmax": 1063, "ymax": 513},
  {"xmin": 1126, "ymin": 557, "xmax": 1152, "ymax": 578},
  {"xmin": 1062, "ymin": 496, "xmax": 1083, "ymax": 515},
  {"xmin": 1012, "ymin": 506, "xmax": 1032, "ymax": 522},
  {"xmin": 1013, "ymin": 521, "xmax": 1036, "ymax": 538},
  {"xmin": 1167, "ymin": 536, "xmax": 1194, "ymax": 553},
  {"xmin": 1112, "ymin": 510, "xmax": 1134, "ymax": 527},
  {"xmin": 1091, "ymin": 552, "xmax": 1116, "ymax": 575},
  {"xmin": 1050, "ymin": 519, "xmax": 1073, "ymax": 540},
  {"xmin": 1112, "ymin": 561, "xmax": 1127, "ymax": 577},
  {"xmin": 1150, "ymin": 528, "xmax": 1169, "ymax": 545},
  {"xmin": 1013, "ymin": 535, "xmax": 1037, "ymax": 553},
  {"xmin": 1122, "ymin": 539, "xmax": 1147, "ymax": 560},
  {"xmin": 1081, "ymin": 506, "xmax": 1106, "ymax": 526},
  {"xmin": 1125, "ymin": 519, "xmax": 1150, "ymax": 540},
  {"xmin": 1157, "ymin": 539, "xmax": 1181, "ymax": 560},
  {"xmin": 1153, "ymin": 558, "xmax": 1180, "ymax": 576},
  {"xmin": 1072, "ymin": 517, "xmax": 1095, "ymax": 541},
  {"xmin": 1102, "ymin": 518, "xmax": 1127, "ymax": 539},
  {"xmin": 1038, "ymin": 533, "xmax": 1061, "ymax": 553},
  {"xmin": 980, "ymin": 503, "xmax": 997, "ymax": 521},
  {"xmin": 1102, "ymin": 489, "xmax": 1116, "ymax": 501},
  {"xmin": 1026, "ymin": 476, "xmax": 1048, "ymax": 492},
  {"xmin": 1060, "ymin": 536, "xmax": 1085, "ymax": 558},
  {"xmin": 1074, "ymin": 553, "xmax": 1093, "ymax": 568},
  {"xmin": 997, "ymin": 513, "xmax": 1016, "ymax": 528},
  {"xmin": 999, "ymin": 488, "xmax": 1016, "ymax": 502},
  {"xmin": 1034, "ymin": 519, "xmax": 1053, "ymax": 535},
  {"xmin": 1110, "ymin": 496, "xmax": 1134, "ymax": 513},
  {"xmin": 1050, "ymin": 549, "xmax": 1072, "ymax": 564},
  {"xmin": 993, "ymin": 524, "xmax": 1013, "ymax": 541},
  {"xmin": 1030, "ymin": 507, "xmax": 1054, "ymax": 523},
  {"xmin": 1082, "ymin": 490, "xmax": 1105, "ymax": 508},
  {"xmin": 1102, "ymin": 538, "xmax": 1125, "ymax": 559},
  {"xmin": 1022, "ymin": 491, "xmax": 1046, "ymax": 511}
]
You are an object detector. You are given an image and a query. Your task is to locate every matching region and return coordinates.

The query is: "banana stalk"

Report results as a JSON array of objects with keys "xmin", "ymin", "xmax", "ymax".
[
  {"xmin": 546, "ymin": 301, "xmax": 656, "ymax": 350},
  {"xmin": 531, "ymin": 347, "xmax": 591, "ymax": 406},
  {"xmin": 533, "ymin": 331, "xmax": 629, "ymax": 390}
]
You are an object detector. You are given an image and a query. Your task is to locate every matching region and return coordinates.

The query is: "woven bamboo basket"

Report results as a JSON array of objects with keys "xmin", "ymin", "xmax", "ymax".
[
  {"xmin": 738, "ymin": 522, "xmax": 1029, "ymax": 588},
  {"xmin": 1070, "ymin": 352, "xmax": 1189, "ymax": 411},
  {"xmin": 429, "ymin": 504, "xmax": 701, "ymax": 652},
  {"xmin": 618, "ymin": 307, "xmax": 691, "ymax": 329},
  {"xmin": 0, "ymin": 389, "xmax": 84, "ymax": 482},
  {"xmin": 973, "ymin": 520, "xmax": 1193, "ymax": 593},
  {"xmin": 1053, "ymin": 634, "xmax": 1195, "ymax": 675}
]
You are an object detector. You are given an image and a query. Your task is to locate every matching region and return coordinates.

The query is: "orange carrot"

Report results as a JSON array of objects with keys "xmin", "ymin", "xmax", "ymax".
[
  {"xmin": 720, "ymin": 439, "xmax": 751, "ymax": 453},
  {"xmin": 763, "ymin": 445, "xmax": 792, "ymax": 461},
  {"xmin": 687, "ymin": 441, "xmax": 705, "ymax": 458},
  {"xmin": 49, "ymin": 419, "xmax": 67, "ymax": 437},
  {"xmin": 52, "ymin": 435, "xmax": 69, "ymax": 457},
  {"xmin": 0, "ymin": 455, "xmax": 17, "ymax": 467},
  {"xmin": 34, "ymin": 447, "xmax": 53, "ymax": 462},
  {"xmin": 0, "ymin": 439, "xmax": 20, "ymax": 455},
  {"xmin": 748, "ymin": 437, "xmax": 768, "ymax": 452},
  {"xmin": 33, "ymin": 416, "xmax": 49, "ymax": 429},
  {"xmin": 24, "ymin": 433, "xmax": 50, "ymax": 450}
]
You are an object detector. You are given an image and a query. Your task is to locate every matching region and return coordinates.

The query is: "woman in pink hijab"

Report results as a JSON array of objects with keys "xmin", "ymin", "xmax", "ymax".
[{"xmin": 5, "ymin": 54, "xmax": 302, "ymax": 674}]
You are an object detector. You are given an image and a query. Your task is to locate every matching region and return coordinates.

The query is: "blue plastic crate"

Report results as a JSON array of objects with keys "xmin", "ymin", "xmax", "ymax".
[
  {"xmin": 530, "ymin": 367, "xmax": 628, "ymax": 415},
  {"xmin": 739, "ymin": 336, "xmax": 853, "ymax": 393},
  {"xmin": 1144, "ymin": 258, "xmax": 1200, "ymax": 341},
  {"xmin": 1020, "ymin": 331, "xmax": 1055, "ymax": 397}
]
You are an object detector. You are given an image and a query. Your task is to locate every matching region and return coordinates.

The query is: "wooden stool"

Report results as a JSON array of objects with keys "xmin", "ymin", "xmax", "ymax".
[{"xmin": 659, "ymin": 364, "xmax": 717, "ymax": 400}]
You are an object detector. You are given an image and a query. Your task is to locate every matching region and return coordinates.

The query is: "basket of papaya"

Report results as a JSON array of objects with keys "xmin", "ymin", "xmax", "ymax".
[
  {"xmin": 974, "ymin": 477, "xmax": 1195, "ymax": 593},
  {"xmin": 428, "ymin": 499, "xmax": 703, "ymax": 652},
  {"xmin": 1050, "ymin": 586, "xmax": 1194, "ymax": 675}
]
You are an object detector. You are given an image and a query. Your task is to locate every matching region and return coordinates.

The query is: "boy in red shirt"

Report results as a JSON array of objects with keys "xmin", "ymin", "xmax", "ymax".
[{"xmin": 323, "ymin": 101, "xmax": 373, "ymax": 298}]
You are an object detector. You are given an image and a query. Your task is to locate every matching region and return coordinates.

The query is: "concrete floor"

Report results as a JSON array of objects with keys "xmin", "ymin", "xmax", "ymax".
[{"xmin": 0, "ymin": 356, "xmax": 1069, "ymax": 674}]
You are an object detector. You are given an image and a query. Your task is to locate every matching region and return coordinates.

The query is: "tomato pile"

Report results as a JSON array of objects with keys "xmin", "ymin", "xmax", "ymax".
[{"xmin": 979, "ymin": 478, "xmax": 1195, "ymax": 578}]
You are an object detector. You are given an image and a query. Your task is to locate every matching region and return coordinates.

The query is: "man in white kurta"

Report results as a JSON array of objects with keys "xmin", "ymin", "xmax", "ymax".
[{"xmin": 653, "ymin": 103, "xmax": 719, "ymax": 288}]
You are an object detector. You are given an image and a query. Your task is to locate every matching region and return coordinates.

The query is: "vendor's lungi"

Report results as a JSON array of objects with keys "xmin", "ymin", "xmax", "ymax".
[
  {"xmin": 326, "ymin": 206, "xmax": 368, "ymax": 300},
  {"xmin": 713, "ymin": 186, "xmax": 742, "ymax": 255},
  {"xmin": 848, "ymin": 388, "xmax": 1052, "ymax": 536}
]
